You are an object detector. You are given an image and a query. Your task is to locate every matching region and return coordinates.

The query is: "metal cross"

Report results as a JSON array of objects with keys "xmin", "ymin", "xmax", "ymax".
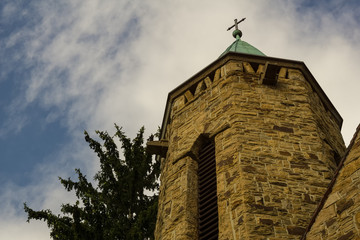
[{"xmin": 227, "ymin": 18, "xmax": 246, "ymax": 31}]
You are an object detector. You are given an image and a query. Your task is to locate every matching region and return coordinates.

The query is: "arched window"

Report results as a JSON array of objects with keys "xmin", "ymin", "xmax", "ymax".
[{"xmin": 198, "ymin": 140, "xmax": 218, "ymax": 239}]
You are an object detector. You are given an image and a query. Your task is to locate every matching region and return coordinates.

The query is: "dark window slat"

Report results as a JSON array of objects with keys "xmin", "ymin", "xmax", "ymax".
[{"xmin": 198, "ymin": 140, "xmax": 218, "ymax": 239}]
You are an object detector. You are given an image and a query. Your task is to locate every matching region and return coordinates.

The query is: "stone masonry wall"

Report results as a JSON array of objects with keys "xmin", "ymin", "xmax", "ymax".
[
  {"xmin": 155, "ymin": 59, "xmax": 345, "ymax": 240},
  {"xmin": 306, "ymin": 126, "xmax": 360, "ymax": 240}
]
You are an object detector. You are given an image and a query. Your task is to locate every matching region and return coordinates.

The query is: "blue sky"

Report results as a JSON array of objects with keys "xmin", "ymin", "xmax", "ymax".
[{"xmin": 1, "ymin": 0, "xmax": 360, "ymax": 239}]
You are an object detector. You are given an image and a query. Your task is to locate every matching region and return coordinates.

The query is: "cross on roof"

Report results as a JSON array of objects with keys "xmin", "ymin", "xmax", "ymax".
[{"xmin": 227, "ymin": 18, "xmax": 246, "ymax": 31}]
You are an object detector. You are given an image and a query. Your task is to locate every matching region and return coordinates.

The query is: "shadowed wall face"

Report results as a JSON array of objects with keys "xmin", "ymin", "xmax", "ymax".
[
  {"xmin": 155, "ymin": 57, "xmax": 345, "ymax": 240},
  {"xmin": 306, "ymin": 126, "xmax": 360, "ymax": 240}
]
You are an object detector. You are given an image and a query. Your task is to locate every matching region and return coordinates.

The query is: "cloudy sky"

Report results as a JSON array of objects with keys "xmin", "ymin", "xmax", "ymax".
[{"xmin": 1, "ymin": 0, "xmax": 360, "ymax": 239}]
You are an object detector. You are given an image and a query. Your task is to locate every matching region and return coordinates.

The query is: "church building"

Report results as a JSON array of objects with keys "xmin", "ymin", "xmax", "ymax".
[{"xmin": 148, "ymin": 19, "xmax": 360, "ymax": 239}]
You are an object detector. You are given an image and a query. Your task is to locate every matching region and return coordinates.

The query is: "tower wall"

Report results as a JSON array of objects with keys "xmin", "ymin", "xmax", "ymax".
[{"xmin": 155, "ymin": 57, "xmax": 345, "ymax": 239}]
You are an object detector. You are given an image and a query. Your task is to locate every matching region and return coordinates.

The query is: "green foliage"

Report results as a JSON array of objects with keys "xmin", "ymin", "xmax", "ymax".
[{"xmin": 24, "ymin": 125, "xmax": 160, "ymax": 240}]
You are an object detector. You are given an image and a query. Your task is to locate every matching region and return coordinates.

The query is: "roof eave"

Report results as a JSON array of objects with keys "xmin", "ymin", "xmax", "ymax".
[{"xmin": 160, "ymin": 52, "xmax": 343, "ymax": 140}]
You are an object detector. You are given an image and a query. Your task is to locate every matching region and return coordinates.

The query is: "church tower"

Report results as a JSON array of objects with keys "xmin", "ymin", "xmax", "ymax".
[{"xmin": 149, "ymin": 19, "xmax": 346, "ymax": 239}]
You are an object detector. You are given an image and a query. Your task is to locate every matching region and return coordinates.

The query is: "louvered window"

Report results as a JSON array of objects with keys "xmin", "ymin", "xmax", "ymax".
[
  {"xmin": 198, "ymin": 140, "xmax": 218, "ymax": 240},
  {"xmin": 260, "ymin": 62, "xmax": 281, "ymax": 85}
]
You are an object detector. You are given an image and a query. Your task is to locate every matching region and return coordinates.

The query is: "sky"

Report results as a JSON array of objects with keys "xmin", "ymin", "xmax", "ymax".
[{"xmin": 0, "ymin": 0, "xmax": 360, "ymax": 239}]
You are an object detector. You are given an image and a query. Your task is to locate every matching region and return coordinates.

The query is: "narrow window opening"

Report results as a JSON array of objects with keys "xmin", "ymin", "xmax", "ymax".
[
  {"xmin": 198, "ymin": 140, "xmax": 218, "ymax": 240},
  {"xmin": 261, "ymin": 63, "xmax": 281, "ymax": 85}
]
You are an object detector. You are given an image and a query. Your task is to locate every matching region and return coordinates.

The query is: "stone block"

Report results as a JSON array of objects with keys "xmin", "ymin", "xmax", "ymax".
[
  {"xmin": 194, "ymin": 80, "xmax": 205, "ymax": 96},
  {"xmin": 336, "ymin": 198, "xmax": 354, "ymax": 215},
  {"xmin": 324, "ymin": 192, "xmax": 341, "ymax": 208},
  {"xmin": 341, "ymin": 158, "xmax": 360, "ymax": 179},
  {"xmin": 256, "ymin": 64, "xmax": 265, "ymax": 75},
  {"xmin": 242, "ymin": 61, "xmax": 255, "ymax": 74},
  {"xmin": 184, "ymin": 90, "xmax": 194, "ymax": 102},
  {"xmin": 286, "ymin": 226, "xmax": 306, "ymax": 235},
  {"xmin": 337, "ymin": 231, "xmax": 354, "ymax": 240},
  {"xmin": 278, "ymin": 67, "xmax": 287, "ymax": 78},
  {"xmin": 213, "ymin": 68, "xmax": 221, "ymax": 82},
  {"xmin": 288, "ymin": 69, "xmax": 305, "ymax": 81},
  {"xmin": 172, "ymin": 95, "xmax": 185, "ymax": 113},
  {"xmin": 225, "ymin": 61, "xmax": 243, "ymax": 76}
]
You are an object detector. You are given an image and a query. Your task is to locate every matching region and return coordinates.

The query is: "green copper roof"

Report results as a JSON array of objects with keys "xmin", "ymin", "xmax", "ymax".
[{"xmin": 219, "ymin": 30, "xmax": 266, "ymax": 58}]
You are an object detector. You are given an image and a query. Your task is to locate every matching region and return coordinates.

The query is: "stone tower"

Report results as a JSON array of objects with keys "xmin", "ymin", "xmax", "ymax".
[{"xmin": 149, "ymin": 20, "xmax": 346, "ymax": 239}]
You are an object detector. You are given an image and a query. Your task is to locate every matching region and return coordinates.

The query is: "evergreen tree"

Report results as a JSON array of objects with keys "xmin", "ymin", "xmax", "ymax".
[{"xmin": 24, "ymin": 125, "xmax": 160, "ymax": 240}]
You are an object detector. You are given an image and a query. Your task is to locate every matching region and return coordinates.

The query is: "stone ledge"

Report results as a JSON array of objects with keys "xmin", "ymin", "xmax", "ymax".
[{"xmin": 147, "ymin": 140, "xmax": 169, "ymax": 157}]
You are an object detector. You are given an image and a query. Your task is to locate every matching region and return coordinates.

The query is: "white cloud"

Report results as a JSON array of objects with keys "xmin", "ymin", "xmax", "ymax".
[
  {"xmin": 0, "ymin": 219, "xmax": 50, "ymax": 240},
  {"xmin": 1, "ymin": 0, "xmax": 360, "ymax": 239}
]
